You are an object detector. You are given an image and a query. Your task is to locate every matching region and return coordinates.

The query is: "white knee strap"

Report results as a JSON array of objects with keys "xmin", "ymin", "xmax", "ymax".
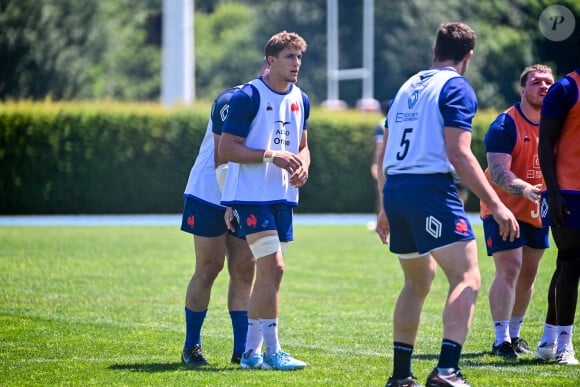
[{"xmin": 249, "ymin": 236, "xmax": 281, "ymax": 260}]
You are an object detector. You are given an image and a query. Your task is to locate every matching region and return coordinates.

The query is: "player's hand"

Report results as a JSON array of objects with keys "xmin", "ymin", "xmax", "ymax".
[
  {"xmin": 289, "ymin": 165, "xmax": 308, "ymax": 187},
  {"xmin": 547, "ymin": 191, "xmax": 570, "ymax": 226},
  {"xmin": 492, "ymin": 203, "xmax": 520, "ymax": 242},
  {"xmin": 375, "ymin": 208, "xmax": 390, "ymax": 245},
  {"xmin": 523, "ymin": 183, "xmax": 542, "ymax": 204},
  {"xmin": 224, "ymin": 207, "xmax": 236, "ymax": 232},
  {"xmin": 272, "ymin": 150, "xmax": 303, "ymax": 174}
]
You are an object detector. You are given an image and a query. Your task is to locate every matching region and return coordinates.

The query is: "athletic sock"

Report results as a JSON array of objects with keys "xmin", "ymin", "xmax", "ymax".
[
  {"xmin": 557, "ymin": 325, "xmax": 574, "ymax": 352},
  {"xmin": 261, "ymin": 318, "xmax": 281, "ymax": 357},
  {"xmin": 229, "ymin": 310, "xmax": 248, "ymax": 356},
  {"xmin": 493, "ymin": 320, "xmax": 510, "ymax": 346},
  {"xmin": 244, "ymin": 319, "xmax": 263, "ymax": 355},
  {"xmin": 392, "ymin": 342, "xmax": 414, "ymax": 379},
  {"xmin": 509, "ymin": 315, "xmax": 524, "ymax": 339},
  {"xmin": 437, "ymin": 339, "xmax": 462, "ymax": 370},
  {"xmin": 183, "ymin": 307, "xmax": 207, "ymax": 351},
  {"xmin": 540, "ymin": 323, "xmax": 558, "ymax": 346}
]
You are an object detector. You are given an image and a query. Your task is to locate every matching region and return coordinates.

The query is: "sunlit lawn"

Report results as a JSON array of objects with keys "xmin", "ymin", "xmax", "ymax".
[{"xmin": 0, "ymin": 224, "xmax": 578, "ymax": 386}]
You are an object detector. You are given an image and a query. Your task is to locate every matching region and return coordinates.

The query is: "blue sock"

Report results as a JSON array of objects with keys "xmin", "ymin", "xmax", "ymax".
[
  {"xmin": 230, "ymin": 310, "xmax": 248, "ymax": 355},
  {"xmin": 392, "ymin": 342, "xmax": 414, "ymax": 379},
  {"xmin": 437, "ymin": 339, "xmax": 462, "ymax": 370},
  {"xmin": 183, "ymin": 307, "xmax": 207, "ymax": 352}
]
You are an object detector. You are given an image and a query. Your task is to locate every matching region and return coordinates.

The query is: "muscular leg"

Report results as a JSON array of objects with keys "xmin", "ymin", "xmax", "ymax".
[
  {"xmin": 245, "ymin": 230, "xmax": 284, "ymax": 357},
  {"xmin": 488, "ymin": 247, "xmax": 524, "ymax": 349},
  {"xmin": 391, "ymin": 254, "xmax": 435, "ymax": 379},
  {"xmin": 488, "ymin": 248, "xmax": 522, "ymax": 329},
  {"xmin": 225, "ymin": 234, "xmax": 255, "ymax": 358},
  {"xmin": 186, "ymin": 234, "xmax": 227, "ymax": 311},
  {"xmin": 429, "ymin": 240, "xmax": 480, "ymax": 371},
  {"xmin": 225, "ymin": 234, "xmax": 255, "ymax": 311},
  {"xmin": 394, "ymin": 255, "xmax": 436, "ymax": 344},
  {"xmin": 183, "ymin": 234, "xmax": 227, "ymax": 359},
  {"xmin": 545, "ymin": 263, "xmax": 559, "ymax": 325},
  {"xmin": 551, "ymin": 228, "xmax": 580, "ymax": 326},
  {"xmin": 246, "ymin": 230, "xmax": 283, "ymax": 320},
  {"xmin": 537, "ymin": 245, "xmax": 560, "ymax": 354},
  {"xmin": 432, "ymin": 240, "xmax": 481, "ymax": 345},
  {"xmin": 512, "ymin": 246, "xmax": 544, "ymax": 318}
]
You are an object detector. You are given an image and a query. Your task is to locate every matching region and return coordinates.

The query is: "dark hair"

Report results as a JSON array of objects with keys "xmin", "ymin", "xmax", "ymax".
[
  {"xmin": 380, "ymin": 99, "xmax": 391, "ymax": 116},
  {"xmin": 264, "ymin": 31, "xmax": 307, "ymax": 62},
  {"xmin": 433, "ymin": 22, "xmax": 476, "ymax": 63}
]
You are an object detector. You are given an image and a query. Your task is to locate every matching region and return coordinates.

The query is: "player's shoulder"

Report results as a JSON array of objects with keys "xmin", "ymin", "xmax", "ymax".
[
  {"xmin": 489, "ymin": 109, "xmax": 515, "ymax": 131},
  {"xmin": 549, "ymin": 73, "xmax": 578, "ymax": 97},
  {"xmin": 440, "ymin": 72, "xmax": 476, "ymax": 102},
  {"xmin": 232, "ymin": 81, "xmax": 261, "ymax": 102},
  {"xmin": 215, "ymin": 86, "xmax": 242, "ymax": 106}
]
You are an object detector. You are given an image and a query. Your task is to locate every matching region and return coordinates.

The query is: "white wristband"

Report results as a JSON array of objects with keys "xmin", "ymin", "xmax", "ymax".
[{"xmin": 263, "ymin": 150, "xmax": 276, "ymax": 163}]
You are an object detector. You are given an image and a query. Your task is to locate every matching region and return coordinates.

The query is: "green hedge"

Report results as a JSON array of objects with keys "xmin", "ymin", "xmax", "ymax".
[
  {"xmin": 0, "ymin": 102, "xmax": 206, "ymax": 214},
  {"xmin": 0, "ymin": 102, "xmax": 497, "ymax": 214}
]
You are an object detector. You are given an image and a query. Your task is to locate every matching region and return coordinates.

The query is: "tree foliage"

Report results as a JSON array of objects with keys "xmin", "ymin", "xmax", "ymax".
[
  {"xmin": 0, "ymin": 0, "xmax": 105, "ymax": 99},
  {"xmin": 89, "ymin": 0, "xmax": 161, "ymax": 101},
  {"xmin": 194, "ymin": 2, "xmax": 262, "ymax": 100},
  {"xmin": 0, "ymin": 0, "xmax": 578, "ymax": 108}
]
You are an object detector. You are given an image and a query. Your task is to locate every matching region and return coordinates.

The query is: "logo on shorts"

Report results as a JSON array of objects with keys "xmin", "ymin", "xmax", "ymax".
[
  {"xmin": 425, "ymin": 216, "xmax": 442, "ymax": 239},
  {"xmin": 187, "ymin": 215, "xmax": 195, "ymax": 229},
  {"xmin": 455, "ymin": 219, "xmax": 469, "ymax": 235},
  {"xmin": 487, "ymin": 236, "xmax": 493, "ymax": 249},
  {"xmin": 246, "ymin": 214, "xmax": 257, "ymax": 228},
  {"xmin": 541, "ymin": 197, "xmax": 549, "ymax": 218}
]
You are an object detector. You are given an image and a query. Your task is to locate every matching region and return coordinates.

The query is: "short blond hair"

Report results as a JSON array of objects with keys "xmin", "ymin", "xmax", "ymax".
[
  {"xmin": 264, "ymin": 31, "xmax": 307, "ymax": 62},
  {"xmin": 520, "ymin": 64, "xmax": 552, "ymax": 87}
]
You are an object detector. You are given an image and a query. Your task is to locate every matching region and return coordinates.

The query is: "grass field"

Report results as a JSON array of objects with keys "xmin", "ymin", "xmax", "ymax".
[{"xmin": 1, "ymin": 224, "xmax": 579, "ymax": 386}]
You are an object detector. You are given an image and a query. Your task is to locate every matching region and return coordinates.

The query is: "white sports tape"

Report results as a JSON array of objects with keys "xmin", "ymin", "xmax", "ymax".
[
  {"xmin": 281, "ymin": 242, "xmax": 288, "ymax": 255},
  {"xmin": 398, "ymin": 251, "xmax": 423, "ymax": 259},
  {"xmin": 215, "ymin": 164, "xmax": 228, "ymax": 193},
  {"xmin": 249, "ymin": 235, "xmax": 281, "ymax": 259}
]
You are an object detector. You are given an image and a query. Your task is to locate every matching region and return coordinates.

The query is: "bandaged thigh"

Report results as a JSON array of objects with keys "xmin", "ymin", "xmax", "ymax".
[{"xmin": 249, "ymin": 235, "xmax": 281, "ymax": 260}]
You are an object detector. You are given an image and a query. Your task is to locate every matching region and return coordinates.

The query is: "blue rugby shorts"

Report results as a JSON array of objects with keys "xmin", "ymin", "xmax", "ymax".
[
  {"xmin": 181, "ymin": 196, "xmax": 229, "ymax": 237},
  {"xmin": 541, "ymin": 192, "xmax": 580, "ymax": 228},
  {"xmin": 231, "ymin": 203, "xmax": 294, "ymax": 242},
  {"xmin": 482, "ymin": 216, "xmax": 549, "ymax": 256},
  {"xmin": 383, "ymin": 173, "xmax": 475, "ymax": 256}
]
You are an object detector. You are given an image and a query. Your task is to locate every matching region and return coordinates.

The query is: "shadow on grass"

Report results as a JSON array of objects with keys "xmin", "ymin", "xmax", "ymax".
[
  {"xmin": 412, "ymin": 350, "xmax": 552, "ymax": 367},
  {"xmin": 109, "ymin": 363, "xmax": 237, "ymax": 373},
  {"xmin": 462, "ymin": 354, "xmax": 553, "ymax": 368}
]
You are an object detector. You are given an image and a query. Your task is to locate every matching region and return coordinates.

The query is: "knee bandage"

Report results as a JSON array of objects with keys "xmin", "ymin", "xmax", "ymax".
[{"xmin": 249, "ymin": 236, "xmax": 281, "ymax": 260}]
